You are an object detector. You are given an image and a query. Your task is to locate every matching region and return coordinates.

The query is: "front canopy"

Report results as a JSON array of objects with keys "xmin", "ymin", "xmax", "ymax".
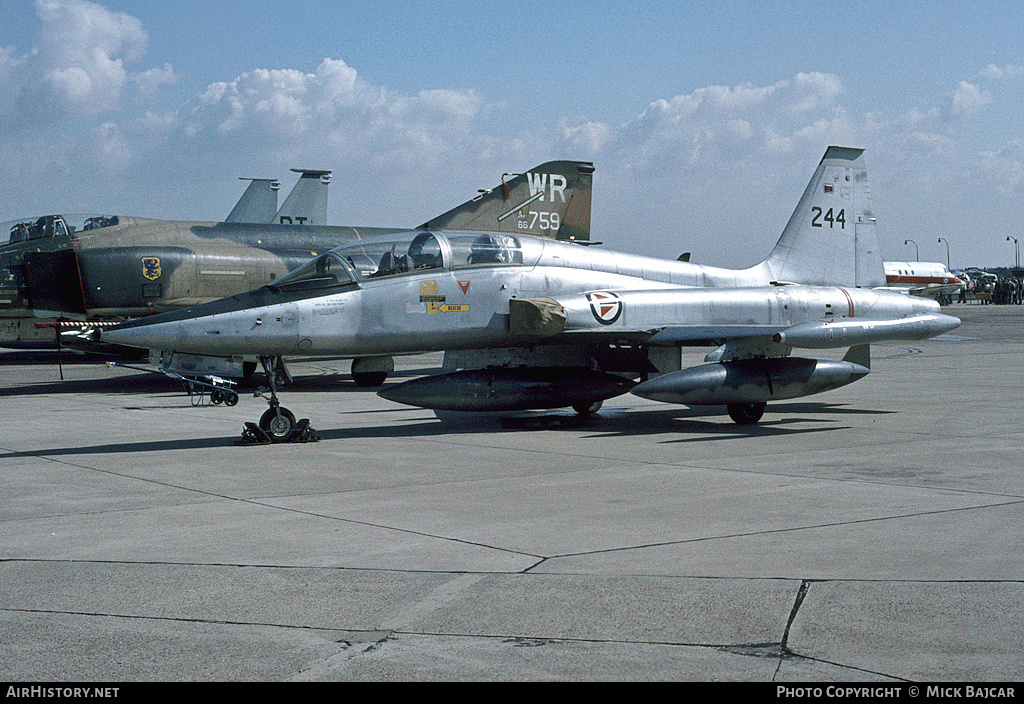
[{"xmin": 269, "ymin": 251, "xmax": 359, "ymax": 292}]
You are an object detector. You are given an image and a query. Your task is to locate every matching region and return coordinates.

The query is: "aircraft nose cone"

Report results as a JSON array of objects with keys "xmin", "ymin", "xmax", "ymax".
[{"xmin": 102, "ymin": 319, "xmax": 169, "ymax": 350}]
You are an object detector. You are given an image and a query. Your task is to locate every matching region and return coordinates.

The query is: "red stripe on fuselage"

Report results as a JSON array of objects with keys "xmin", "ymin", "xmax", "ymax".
[
  {"xmin": 886, "ymin": 275, "xmax": 959, "ymax": 285},
  {"xmin": 838, "ymin": 287, "xmax": 855, "ymax": 317}
]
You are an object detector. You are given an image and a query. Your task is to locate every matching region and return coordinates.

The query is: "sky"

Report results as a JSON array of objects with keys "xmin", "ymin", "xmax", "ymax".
[{"xmin": 2, "ymin": 0, "xmax": 1023, "ymax": 270}]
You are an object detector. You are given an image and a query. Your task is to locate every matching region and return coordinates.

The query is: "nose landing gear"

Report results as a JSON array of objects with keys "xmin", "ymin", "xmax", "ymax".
[
  {"xmin": 259, "ymin": 402, "xmax": 298, "ymax": 441},
  {"xmin": 236, "ymin": 356, "xmax": 320, "ymax": 445}
]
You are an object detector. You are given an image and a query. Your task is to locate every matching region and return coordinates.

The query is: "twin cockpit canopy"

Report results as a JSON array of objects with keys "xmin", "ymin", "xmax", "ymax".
[
  {"xmin": 271, "ymin": 231, "xmax": 525, "ymax": 292},
  {"xmin": 3, "ymin": 214, "xmax": 120, "ymax": 245}
]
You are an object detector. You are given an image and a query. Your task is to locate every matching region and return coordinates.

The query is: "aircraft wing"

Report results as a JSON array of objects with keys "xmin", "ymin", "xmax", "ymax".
[{"xmin": 645, "ymin": 325, "xmax": 785, "ymax": 344}]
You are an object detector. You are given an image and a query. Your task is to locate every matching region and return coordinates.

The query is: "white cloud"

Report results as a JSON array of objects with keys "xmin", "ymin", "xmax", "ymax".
[
  {"xmin": 975, "ymin": 64, "xmax": 1024, "ymax": 80},
  {"xmin": 2, "ymin": 0, "xmax": 178, "ymax": 130},
  {"xmin": 3, "ymin": 5, "xmax": 1021, "ymax": 267},
  {"xmin": 7, "ymin": 55, "xmax": 866, "ymax": 253},
  {"xmin": 638, "ymin": 72, "xmax": 842, "ymax": 125},
  {"xmin": 949, "ymin": 81, "xmax": 993, "ymax": 117},
  {"xmin": 0, "ymin": 45, "xmax": 31, "ymax": 122},
  {"xmin": 179, "ymin": 58, "xmax": 491, "ymax": 172},
  {"xmin": 133, "ymin": 63, "xmax": 178, "ymax": 101},
  {"xmin": 36, "ymin": 0, "xmax": 147, "ymax": 114},
  {"xmin": 87, "ymin": 110, "xmax": 177, "ymax": 173},
  {"xmin": 557, "ymin": 119, "xmax": 613, "ymax": 154},
  {"xmin": 561, "ymin": 72, "xmax": 847, "ymax": 184},
  {"xmin": 978, "ymin": 141, "xmax": 1024, "ymax": 194}
]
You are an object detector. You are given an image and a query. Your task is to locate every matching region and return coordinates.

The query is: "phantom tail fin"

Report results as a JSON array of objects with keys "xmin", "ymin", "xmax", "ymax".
[
  {"xmin": 763, "ymin": 147, "xmax": 885, "ymax": 288},
  {"xmin": 420, "ymin": 161, "xmax": 594, "ymax": 241},
  {"xmin": 224, "ymin": 178, "xmax": 280, "ymax": 223},
  {"xmin": 275, "ymin": 169, "xmax": 332, "ymax": 225}
]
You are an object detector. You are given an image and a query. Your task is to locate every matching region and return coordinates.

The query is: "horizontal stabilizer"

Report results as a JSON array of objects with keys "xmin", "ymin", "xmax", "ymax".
[{"xmin": 906, "ymin": 284, "xmax": 964, "ymax": 298}]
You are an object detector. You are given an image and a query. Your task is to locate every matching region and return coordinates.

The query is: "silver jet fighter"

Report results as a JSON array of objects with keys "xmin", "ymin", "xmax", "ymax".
[{"xmin": 103, "ymin": 147, "xmax": 961, "ymax": 440}]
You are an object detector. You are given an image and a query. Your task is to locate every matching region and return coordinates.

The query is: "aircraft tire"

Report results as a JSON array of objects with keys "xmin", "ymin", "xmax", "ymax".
[
  {"xmin": 260, "ymin": 406, "xmax": 297, "ymax": 442},
  {"xmin": 352, "ymin": 372, "xmax": 388, "ymax": 387},
  {"xmin": 727, "ymin": 402, "xmax": 766, "ymax": 425},
  {"xmin": 572, "ymin": 400, "xmax": 603, "ymax": 415}
]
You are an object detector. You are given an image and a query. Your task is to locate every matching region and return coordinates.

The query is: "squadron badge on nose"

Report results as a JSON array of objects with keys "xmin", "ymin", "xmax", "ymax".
[{"xmin": 141, "ymin": 257, "xmax": 162, "ymax": 281}]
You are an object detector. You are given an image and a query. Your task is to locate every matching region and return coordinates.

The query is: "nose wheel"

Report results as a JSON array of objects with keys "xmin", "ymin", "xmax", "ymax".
[
  {"xmin": 236, "ymin": 356, "xmax": 320, "ymax": 445},
  {"xmin": 260, "ymin": 403, "xmax": 297, "ymax": 441}
]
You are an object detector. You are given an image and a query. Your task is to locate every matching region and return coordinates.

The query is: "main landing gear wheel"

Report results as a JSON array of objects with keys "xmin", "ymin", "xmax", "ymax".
[
  {"xmin": 352, "ymin": 371, "xmax": 388, "ymax": 387},
  {"xmin": 728, "ymin": 402, "xmax": 766, "ymax": 425},
  {"xmin": 351, "ymin": 357, "xmax": 393, "ymax": 387},
  {"xmin": 572, "ymin": 400, "xmax": 603, "ymax": 415}
]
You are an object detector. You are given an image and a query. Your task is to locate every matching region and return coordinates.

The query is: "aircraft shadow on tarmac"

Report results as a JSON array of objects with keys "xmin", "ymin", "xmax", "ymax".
[
  {"xmin": 0, "ymin": 371, "xmax": 174, "ymax": 397},
  {"xmin": 2, "ymin": 351, "xmax": 895, "ymax": 456},
  {"xmin": 0, "ymin": 350, "xmax": 110, "ymax": 366},
  {"xmin": 0, "ymin": 358, "xmax": 444, "ymax": 399},
  {"xmin": 573, "ymin": 403, "xmax": 894, "ymax": 444},
  {"xmin": 0, "ymin": 399, "xmax": 894, "ymax": 460}
]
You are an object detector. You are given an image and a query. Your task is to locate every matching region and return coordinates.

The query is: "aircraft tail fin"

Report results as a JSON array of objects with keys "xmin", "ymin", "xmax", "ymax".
[
  {"xmin": 762, "ymin": 147, "xmax": 886, "ymax": 288},
  {"xmin": 275, "ymin": 169, "xmax": 332, "ymax": 225},
  {"xmin": 224, "ymin": 178, "xmax": 280, "ymax": 223},
  {"xmin": 419, "ymin": 161, "xmax": 594, "ymax": 241}
]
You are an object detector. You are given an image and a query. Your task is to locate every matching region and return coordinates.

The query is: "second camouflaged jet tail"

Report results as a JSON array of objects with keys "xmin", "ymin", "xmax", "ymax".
[{"xmin": 421, "ymin": 161, "xmax": 593, "ymax": 242}]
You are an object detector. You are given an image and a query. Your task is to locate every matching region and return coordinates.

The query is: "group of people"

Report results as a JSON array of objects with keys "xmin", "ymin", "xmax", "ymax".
[{"xmin": 958, "ymin": 278, "xmax": 1024, "ymax": 305}]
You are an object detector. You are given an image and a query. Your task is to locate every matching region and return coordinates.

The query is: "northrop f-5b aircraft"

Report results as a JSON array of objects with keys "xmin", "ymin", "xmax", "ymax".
[{"xmin": 103, "ymin": 147, "xmax": 960, "ymax": 440}]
